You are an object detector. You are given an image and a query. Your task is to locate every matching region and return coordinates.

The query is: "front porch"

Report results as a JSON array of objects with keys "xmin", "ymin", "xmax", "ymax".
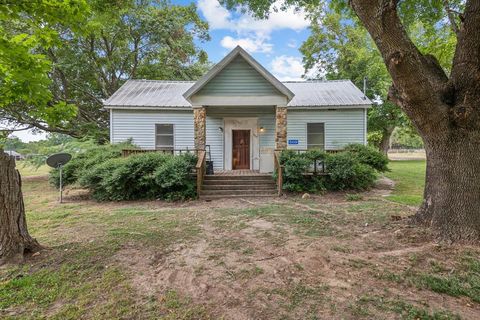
[
  {"xmin": 211, "ymin": 170, "xmax": 268, "ymax": 176},
  {"xmin": 193, "ymin": 105, "xmax": 288, "ymax": 173}
]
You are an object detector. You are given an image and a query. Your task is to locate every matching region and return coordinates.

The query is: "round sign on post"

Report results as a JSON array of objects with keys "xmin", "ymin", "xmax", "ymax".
[{"xmin": 46, "ymin": 153, "xmax": 72, "ymax": 203}]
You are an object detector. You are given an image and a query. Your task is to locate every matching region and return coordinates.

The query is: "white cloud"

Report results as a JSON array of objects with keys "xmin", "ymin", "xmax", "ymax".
[
  {"xmin": 271, "ymin": 55, "xmax": 305, "ymax": 81},
  {"xmin": 197, "ymin": 0, "xmax": 232, "ymax": 29},
  {"xmin": 220, "ymin": 36, "xmax": 273, "ymax": 53},
  {"xmin": 198, "ymin": 0, "xmax": 309, "ymax": 53},
  {"xmin": 287, "ymin": 39, "xmax": 297, "ymax": 48}
]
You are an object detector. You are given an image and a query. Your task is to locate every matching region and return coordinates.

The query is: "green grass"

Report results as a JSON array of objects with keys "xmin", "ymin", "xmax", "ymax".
[
  {"xmin": 2, "ymin": 172, "xmax": 477, "ymax": 319},
  {"xmin": 17, "ymin": 163, "xmax": 50, "ymax": 177},
  {"xmin": 375, "ymin": 252, "xmax": 480, "ymax": 304},
  {"xmin": 351, "ymin": 295, "xmax": 461, "ymax": 319},
  {"xmin": 385, "ymin": 160, "xmax": 426, "ymax": 206}
]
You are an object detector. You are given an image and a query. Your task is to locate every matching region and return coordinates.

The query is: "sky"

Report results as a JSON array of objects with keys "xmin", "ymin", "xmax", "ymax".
[
  {"xmin": 192, "ymin": 0, "xmax": 312, "ymax": 81},
  {"xmin": 12, "ymin": 0, "xmax": 313, "ymax": 142}
]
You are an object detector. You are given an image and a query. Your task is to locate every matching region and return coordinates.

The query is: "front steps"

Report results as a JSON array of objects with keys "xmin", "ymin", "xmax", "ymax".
[{"xmin": 199, "ymin": 174, "xmax": 277, "ymax": 200}]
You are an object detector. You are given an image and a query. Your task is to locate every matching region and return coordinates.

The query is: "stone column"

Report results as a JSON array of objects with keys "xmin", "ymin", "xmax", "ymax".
[
  {"xmin": 193, "ymin": 106, "xmax": 206, "ymax": 150},
  {"xmin": 275, "ymin": 106, "xmax": 287, "ymax": 150}
]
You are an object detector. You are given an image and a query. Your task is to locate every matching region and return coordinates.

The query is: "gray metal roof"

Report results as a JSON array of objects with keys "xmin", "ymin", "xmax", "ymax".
[{"xmin": 104, "ymin": 79, "xmax": 371, "ymax": 108}]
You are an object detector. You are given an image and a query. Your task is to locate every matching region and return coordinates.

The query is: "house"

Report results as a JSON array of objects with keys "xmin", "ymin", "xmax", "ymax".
[
  {"xmin": 105, "ymin": 46, "xmax": 371, "ymax": 174},
  {"xmin": 4, "ymin": 150, "xmax": 25, "ymax": 161}
]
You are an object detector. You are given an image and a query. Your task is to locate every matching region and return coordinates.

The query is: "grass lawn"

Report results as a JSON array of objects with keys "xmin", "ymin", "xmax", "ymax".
[
  {"xmin": 1, "ymin": 161, "xmax": 479, "ymax": 319},
  {"xmin": 16, "ymin": 163, "xmax": 51, "ymax": 177},
  {"xmin": 385, "ymin": 160, "xmax": 426, "ymax": 206}
]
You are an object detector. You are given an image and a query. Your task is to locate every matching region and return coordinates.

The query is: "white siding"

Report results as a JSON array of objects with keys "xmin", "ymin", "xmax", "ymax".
[
  {"xmin": 287, "ymin": 109, "xmax": 366, "ymax": 150},
  {"xmin": 110, "ymin": 108, "xmax": 366, "ymax": 170},
  {"xmin": 206, "ymin": 106, "xmax": 275, "ymax": 171},
  {"xmin": 111, "ymin": 109, "xmax": 194, "ymax": 150}
]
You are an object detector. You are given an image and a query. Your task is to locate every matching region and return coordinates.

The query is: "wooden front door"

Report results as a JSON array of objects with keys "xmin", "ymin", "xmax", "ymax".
[{"xmin": 232, "ymin": 130, "xmax": 250, "ymax": 170}]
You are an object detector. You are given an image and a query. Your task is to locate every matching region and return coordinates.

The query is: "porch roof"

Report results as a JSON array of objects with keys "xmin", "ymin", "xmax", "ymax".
[{"xmin": 104, "ymin": 79, "xmax": 371, "ymax": 108}]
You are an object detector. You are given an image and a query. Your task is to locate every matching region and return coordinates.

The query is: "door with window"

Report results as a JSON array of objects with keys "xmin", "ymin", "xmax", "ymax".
[{"xmin": 232, "ymin": 130, "xmax": 250, "ymax": 169}]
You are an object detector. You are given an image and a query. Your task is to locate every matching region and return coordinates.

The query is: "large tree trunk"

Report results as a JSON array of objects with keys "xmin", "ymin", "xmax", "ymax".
[
  {"xmin": 413, "ymin": 133, "xmax": 480, "ymax": 242},
  {"xmin": 349, "ymin": 0, "xmax": 480, "ymax": 243},
  {"xmin": 0, "ymin": 151, "xmax": 41, "ymax": 265}
]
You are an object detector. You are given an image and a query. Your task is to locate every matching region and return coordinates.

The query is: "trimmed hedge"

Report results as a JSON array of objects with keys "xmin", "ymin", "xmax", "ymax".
[
  {"xmin": 48, "ymin": 143, "xmax": 125, "ymax": 188},
  {"xmin": 344, "ymin": 143, "xmax": 389, "ymax": 172},
  {"xmin": 276, "ymin": 149, "xmax": 327, "ymax": 192},
  {"xmin": 49, "ymin": 144, "xmax": 197, "ymax": 201},
  {"xmin": 324, "ymin": 152, "xmax": 377, "ymax": 190},
  {"xmin": 78, "ymin": 152, "xmax": 196, "ymax": 201},
  {"xmin": 277, "ymin": 145, "xmax": 388, "ymax": 193}
]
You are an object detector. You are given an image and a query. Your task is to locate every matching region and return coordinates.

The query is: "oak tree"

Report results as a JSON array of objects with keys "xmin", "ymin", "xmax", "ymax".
[
  {"xmin": 0, "ymin": 0, "xmax": 88, "ymax": 264},
  {"xmin": 1, "ymin": 0, "xmax": 210, "ymax": 141}
]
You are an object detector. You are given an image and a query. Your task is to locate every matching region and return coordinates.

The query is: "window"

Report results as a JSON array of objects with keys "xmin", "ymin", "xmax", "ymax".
[
  {"xmin": 155, "ymin": 124, "xmax": 174, "ymax": 151},
  {"xmin": 307, "ymin": 123, "xmax": 325, "ymax": 150}
]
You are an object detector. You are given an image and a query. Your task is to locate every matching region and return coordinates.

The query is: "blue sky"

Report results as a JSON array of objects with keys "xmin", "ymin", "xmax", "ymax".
[
  {"xmin": 191, "ymin": 0, "xmax": 313, "ymax": 80},
  {"xmin": 14, "ymin": 0, "xmax": 313, "ymax": 142}
]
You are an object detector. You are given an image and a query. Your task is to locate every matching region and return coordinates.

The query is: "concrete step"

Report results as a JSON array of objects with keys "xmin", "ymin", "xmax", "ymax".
[
  {"xmin": 200, "ymin": 189, "xmax": 276, "ymax": 196},
  {"xmin": 202, "ymin": 184, "xmax": 276, "ymax": 191}
]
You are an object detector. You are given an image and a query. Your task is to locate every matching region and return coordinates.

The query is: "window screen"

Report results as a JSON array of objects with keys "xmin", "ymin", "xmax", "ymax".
[
  {"xmin": 155, "ymin": 124, "xmax": 174, "ymax": 150},
  {"xmin": 307, "ymin": 123, "xmax": 325, "ymax": 150}
]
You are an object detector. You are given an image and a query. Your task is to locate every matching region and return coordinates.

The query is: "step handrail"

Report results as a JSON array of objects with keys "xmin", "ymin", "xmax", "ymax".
[
  {"xmin": 196, "ymin": 150, "xmax": 206, "ymax": 197},
  {"xmin": 274, "ymin": 150, "xmax": 283, "ymax": 196}
]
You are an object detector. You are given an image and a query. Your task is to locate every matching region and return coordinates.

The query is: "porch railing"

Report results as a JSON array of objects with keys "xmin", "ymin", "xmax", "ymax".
[
  {"xmin": 274, "ymin": 149, "xmax": 343, "ymax": 196},
  {"xmin": 122, "ymin": 148, "xmax": 196, "ymax": 157},
  {"xmin": 195, "ymin": 150, "xmax": 206, "ymax": 197}
]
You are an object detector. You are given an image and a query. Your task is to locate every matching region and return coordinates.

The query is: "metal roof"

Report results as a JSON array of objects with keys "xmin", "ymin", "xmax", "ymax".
[{"xmin": 104, "ymin": 79, "xmax": 371, "ymax": 108}]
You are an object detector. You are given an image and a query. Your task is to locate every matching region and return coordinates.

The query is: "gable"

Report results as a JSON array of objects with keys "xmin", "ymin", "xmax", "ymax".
[{"xmin": 195, "ymin": 56, "xmax": 282, "ymax": 97}]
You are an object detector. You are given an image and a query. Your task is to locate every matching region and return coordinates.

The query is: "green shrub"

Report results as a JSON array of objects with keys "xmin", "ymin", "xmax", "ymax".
[
  {"xmin": 79, "ymin": 152, "xmax": 196, "ymax": 201},
  {"xmin": 344, "ymin": 143, "xmax": 389, "ymax": 172},
  {"xmin": 276, "ymin": 150, "xmax": 326, "ymax": 193},
  {"xmin": 325, "ymin": 152, "xmax": 377, "ymax": 190},
  {"xmin": 154, "ymin": 153, "xmax": 197, "ymax": 201},
  {"xmin": 48, "ymin": 143, "xmax": 126, "ymax": 188},
  {"xmin": 79, "ymin": 158, "xmax": 125, "ymax": 201}
]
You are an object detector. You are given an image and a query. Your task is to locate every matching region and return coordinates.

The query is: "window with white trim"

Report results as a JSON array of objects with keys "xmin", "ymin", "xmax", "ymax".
[
  {"xmin": 155, "ymin": 124, "xmax": 174, "ymax": 151},
  {"xmin": 307, "ymin": 123, "xmax": 325, "ymax": 150}
]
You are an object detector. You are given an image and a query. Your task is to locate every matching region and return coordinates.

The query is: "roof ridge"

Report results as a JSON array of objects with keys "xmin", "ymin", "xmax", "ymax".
[
  {"xmin": 127, "ymin": 79, "xmax": 196, "ymax": 83},
  {"xmin": 282, "ymin": 79, "xmax": 352, "ymax": 83}
]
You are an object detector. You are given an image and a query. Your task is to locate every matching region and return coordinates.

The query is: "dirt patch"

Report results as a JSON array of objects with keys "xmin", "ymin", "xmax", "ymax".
[{"xmin": 113, "ymin": 204, "xmax": 479, "ymax": 319}]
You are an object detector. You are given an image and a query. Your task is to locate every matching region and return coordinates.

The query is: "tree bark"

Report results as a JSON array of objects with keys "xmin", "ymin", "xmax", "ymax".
[
  {"xmin": 349, "ymin": 0, "xmax": 480, "ymax": 243},
  {"xmin": 414, "ymin": 132, "xmax": 480, "ymax": 242},
  {"xmin": 379, "ymin": 126, "xmax": 394, "ymax": 155},
  {"xmin": 0, "ymin": 151, "xmax": 41, "ymax": 265}
]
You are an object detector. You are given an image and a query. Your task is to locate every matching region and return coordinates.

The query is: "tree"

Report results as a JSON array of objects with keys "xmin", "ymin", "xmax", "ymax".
[
  {"xmin": 222, "ymin": 0, "xmax": 479, "ymax": 242},
  {"xmin": 300, "ymin": 10, "xmax": 441, "ymax": 154},
  {"xmin": 4, "ymin": 136, "xmax": 26, "ymax": 151},
  {"xmin": 0, "ymin": 0, "xmax": 88, "ymax": 264},
  {"xmin": 1, "ymin": 0, "xmax": 210, "ymax": 141}
]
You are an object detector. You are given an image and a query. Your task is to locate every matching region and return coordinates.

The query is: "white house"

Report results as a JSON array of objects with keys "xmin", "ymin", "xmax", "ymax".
[{"xmin": 105, "ymin": 46, "xmax": 371, "ymax": 174}]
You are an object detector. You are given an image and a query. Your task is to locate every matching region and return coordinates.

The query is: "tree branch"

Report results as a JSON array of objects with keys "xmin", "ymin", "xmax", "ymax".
[
  {"xmin": 350, "ymin": 0, "xmax": 450, "ymax": 135},
  {"xmin": 443, "ymin": 0, "xmax": 460, "ymax": 35}
]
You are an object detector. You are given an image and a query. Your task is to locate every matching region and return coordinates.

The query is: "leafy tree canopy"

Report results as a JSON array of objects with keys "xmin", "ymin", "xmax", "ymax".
[
  {"xmin": 0, "ymin": 0, "xmax": 88, "ymax": 139},
  {"xmin": 1, "ymin": 0, "xmax": 210, "ymax": 142},
  {"xmin": 294, "ymin": 1, "xmax": 458, "ymax": 152}
]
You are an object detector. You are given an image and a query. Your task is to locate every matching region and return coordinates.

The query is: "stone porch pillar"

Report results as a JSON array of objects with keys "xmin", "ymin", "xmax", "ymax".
[
  {"xmin": 193, "ymin": 106, "xmax": 206, "ymax": 150},
  {"xmin": 275, "ymin": 106, "xmax": 287, "ymax": 150}
]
